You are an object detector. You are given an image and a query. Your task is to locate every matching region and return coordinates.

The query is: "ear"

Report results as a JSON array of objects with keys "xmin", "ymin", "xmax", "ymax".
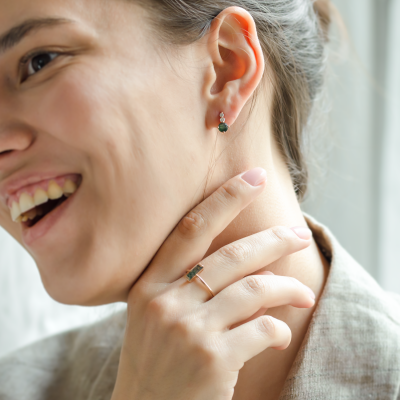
[{"xmin": 203, "ymin": 6, "xmax": 265, "ymax": 130}]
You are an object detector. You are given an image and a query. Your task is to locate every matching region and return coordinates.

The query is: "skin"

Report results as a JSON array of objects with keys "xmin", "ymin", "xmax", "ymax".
[{"xmin": 0, "ymin": 0, "xmax": 329, "ymax": 398}]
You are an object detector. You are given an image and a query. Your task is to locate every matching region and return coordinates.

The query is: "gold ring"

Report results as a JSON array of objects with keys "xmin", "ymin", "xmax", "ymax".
[{"xmin": 185, "ymin": 264, "xmax": 215, "ymax": 299}]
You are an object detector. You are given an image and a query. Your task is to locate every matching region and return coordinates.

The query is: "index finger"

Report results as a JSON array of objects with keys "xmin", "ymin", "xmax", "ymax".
[{"xmin": 144, "ymin": 167, "xmax": 267, "ymax": 283}]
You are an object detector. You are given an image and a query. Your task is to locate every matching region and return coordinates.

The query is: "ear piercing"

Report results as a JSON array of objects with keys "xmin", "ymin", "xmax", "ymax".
[{"xmin": 218, "ymin": 112, "xmax": 229, "ymax": 133}]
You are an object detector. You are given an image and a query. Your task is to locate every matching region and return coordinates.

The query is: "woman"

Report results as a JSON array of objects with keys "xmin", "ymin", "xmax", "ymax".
[{"xmin": 0, "ymin": 0, "xmax": 399, "ymax": 398}]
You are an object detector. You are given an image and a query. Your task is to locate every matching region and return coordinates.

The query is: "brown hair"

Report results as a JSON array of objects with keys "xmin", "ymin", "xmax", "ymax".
[{"xmin": 133, "ymin": 0, "xmax": 333, "ymax": 199}]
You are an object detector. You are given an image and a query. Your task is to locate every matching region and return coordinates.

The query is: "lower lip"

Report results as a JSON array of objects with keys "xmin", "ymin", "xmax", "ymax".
[{"xmin": 21, "ymin": 190, "xmax": 78, "ymax": 247}]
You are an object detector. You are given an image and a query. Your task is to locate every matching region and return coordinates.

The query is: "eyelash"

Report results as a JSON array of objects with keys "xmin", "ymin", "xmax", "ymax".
[{"xmin": 19, "ymin": 50, "xmax": 61, "ymax": 81}]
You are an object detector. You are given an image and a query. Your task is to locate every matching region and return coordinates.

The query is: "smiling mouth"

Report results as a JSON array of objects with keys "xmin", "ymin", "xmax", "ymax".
[{"xmin": 8, "ymin": 175, "xmax": 82, "ymax": 228}]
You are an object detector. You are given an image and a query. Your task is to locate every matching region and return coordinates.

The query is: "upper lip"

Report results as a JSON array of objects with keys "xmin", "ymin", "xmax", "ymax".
[{"xmin": 0, "ymin": 171, "xmax": 80, "ymax": 207}]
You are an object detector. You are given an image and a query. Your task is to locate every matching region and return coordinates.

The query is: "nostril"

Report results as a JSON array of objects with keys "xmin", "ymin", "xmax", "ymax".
[{"xmin": 0, "ymin": 128, "xmax": 34, "ymax": 155}]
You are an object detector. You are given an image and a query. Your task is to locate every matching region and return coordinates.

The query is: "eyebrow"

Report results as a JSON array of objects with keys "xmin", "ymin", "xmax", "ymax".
[{"xmin": 0, "ymin": 17, "xmax": 75, "ymax": 55}]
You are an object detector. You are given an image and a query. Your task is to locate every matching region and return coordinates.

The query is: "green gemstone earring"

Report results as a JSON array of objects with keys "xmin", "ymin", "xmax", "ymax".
[{"xmin": 218, "ymin": 112, "xmax": 229, "ymax": 133}]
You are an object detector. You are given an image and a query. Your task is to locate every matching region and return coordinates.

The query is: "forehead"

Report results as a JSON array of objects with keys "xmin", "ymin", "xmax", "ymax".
[
  {"xmin": 0, "ymin": 0, "xmax": 133, "ymax": 37},
  {"xmin": 0, "ymin": 0, "xmax": 86, "ymax": 25}
]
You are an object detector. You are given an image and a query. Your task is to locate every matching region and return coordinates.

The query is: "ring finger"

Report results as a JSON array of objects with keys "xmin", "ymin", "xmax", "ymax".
[{"xmin": 174, "ymin": 226, "xmax": 312, "ymax": 301}]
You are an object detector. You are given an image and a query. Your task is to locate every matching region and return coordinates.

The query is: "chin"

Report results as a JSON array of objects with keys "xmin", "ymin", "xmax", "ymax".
[{"xmin": 37, "ymin": 245, "xmax": 139, "ymax": 306}]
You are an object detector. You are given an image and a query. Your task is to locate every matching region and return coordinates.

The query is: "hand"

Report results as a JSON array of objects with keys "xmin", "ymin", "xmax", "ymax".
[{"xmin": 111, "ymin": 168, "xmax": 315, "ymax": 400}]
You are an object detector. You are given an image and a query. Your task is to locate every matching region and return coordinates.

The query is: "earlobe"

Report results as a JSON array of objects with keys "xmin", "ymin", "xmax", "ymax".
[{"xmin": 204, "ymin": 6, "xmax": 265, "ymax": 131}]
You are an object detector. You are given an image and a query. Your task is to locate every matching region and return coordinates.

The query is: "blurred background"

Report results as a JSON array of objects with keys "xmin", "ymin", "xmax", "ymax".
[
  {"xmin": 1, "ymin": 0, "xmax": 399, "ymax": 358},
  {"xmin": 302, "ymin": 0, "xmax": 400, "ymax": 294}
]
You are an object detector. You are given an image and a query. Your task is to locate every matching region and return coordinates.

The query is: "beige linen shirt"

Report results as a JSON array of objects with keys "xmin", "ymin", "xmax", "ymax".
[{"xmin": 0, "ymin": 214, "xmax": 399, "ymax": 399}]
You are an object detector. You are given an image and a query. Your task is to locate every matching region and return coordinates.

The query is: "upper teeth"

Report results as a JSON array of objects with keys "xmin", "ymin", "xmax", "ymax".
[
  {"xmin": 48, "ymin": 181, "xmax": 64, "ymax": 200},
  {"xmin": 9, "ymin": 179, "xmax": 78, "ymax": 223},
  {"xmin": 19, "ymin": 193, "xmax": 35, "ymax": 213},
  {"xmin": 34, "ymin": 189, "xmax": 48, "ymax": 206}
]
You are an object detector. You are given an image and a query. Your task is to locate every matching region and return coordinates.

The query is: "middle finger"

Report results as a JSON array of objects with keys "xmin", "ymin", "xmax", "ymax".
[{"xmin": 204, "ymin": 274, "xmax": 315, "ymax": 330}]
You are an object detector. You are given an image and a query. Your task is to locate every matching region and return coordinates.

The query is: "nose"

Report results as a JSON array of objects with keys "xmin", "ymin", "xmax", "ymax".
[
  {"xmin": 0, "ymin": 87, "xmax": 35, "ymax": 156},
  {"xmin": 0, "ymin": 126, "xmax": 34, "ymax": 155}
]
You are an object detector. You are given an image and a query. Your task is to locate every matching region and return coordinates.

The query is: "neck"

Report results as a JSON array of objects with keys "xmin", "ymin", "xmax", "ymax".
[{"xmin": 204, "ymin": 105, "xmax": 330, "ymax": 399}]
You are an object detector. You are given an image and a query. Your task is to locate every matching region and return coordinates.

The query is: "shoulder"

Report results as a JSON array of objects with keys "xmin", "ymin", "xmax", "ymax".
[
  {"xmin": 0, "ymin": 308, "xmax": 126, "ymax": 400},
  {"xmin": 319, "ymin": 228, "xmax": 400, "ymax": 342},
  {"xmin": 305, "ymin": 213, "xmax": 400, "ymax": 334},
  {"xmin": 284, "ymin": 214, "xmax": 400, "ymax": 399}
]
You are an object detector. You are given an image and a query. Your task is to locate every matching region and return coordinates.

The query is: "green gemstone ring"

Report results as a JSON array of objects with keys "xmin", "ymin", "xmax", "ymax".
[
  {"xmin": 185, "ymin": 263, "xmax": 215, "ymax": 298},
  {"xmin": 186, "ymin": 264, "xmax": 204, "ymax": 282}
]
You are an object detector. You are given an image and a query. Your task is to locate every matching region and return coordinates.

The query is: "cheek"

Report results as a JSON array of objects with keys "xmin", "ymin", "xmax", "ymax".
[{"xmin": 35, "ymin": 67, "xmax": 123, "ymax": 153}]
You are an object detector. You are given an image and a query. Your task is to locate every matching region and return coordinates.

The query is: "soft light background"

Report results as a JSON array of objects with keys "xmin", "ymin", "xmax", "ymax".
[
  {"xmin": 0, "ymin": 0, "xmax": 399, "ymax": 358},
  {"xmin": 302, "ymin": 0, "xmax": 400, "ymax": 294}
]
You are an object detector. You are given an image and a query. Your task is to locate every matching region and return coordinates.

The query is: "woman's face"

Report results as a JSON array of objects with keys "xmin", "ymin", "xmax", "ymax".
[{"xmin": 0, "ymin": 0, "xmax": 214, "ymax": 305}]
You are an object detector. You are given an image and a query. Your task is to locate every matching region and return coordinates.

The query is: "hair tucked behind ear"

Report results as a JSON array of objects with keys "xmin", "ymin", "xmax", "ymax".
[{"xmin": 132, "ymin": 0, "xmax": 334, "ymax": 200}]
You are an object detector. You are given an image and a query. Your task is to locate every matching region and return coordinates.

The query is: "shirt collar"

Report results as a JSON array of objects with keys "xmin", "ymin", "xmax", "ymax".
[{"xmin": 279, "ymin": 213, "xmax": 400, "ymax": 399}]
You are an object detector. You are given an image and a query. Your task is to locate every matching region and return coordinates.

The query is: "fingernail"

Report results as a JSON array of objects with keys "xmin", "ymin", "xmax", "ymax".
[
  {"xmin": 291, "ymin": 227, "xmax": 312, "ymax": 240},
  {"xmin": 304, "ymin": 285, "xmax": 316, "ymax": 300},
  {"xmin": 264, "ymin": 271, "xmax": 274, "ymax": 275},
  {"xmin": 241, "ymin": 168, "xmax": 267, "ymax": 186}
]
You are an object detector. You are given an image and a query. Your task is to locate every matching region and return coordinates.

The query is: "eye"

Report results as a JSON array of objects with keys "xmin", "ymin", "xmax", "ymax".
[{"xmin": 24, "ymin": 52, "xmax": 60, "ymax": 78}]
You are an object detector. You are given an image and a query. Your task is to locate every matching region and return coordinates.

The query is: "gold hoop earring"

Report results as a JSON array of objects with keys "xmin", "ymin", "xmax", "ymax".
[{"xmin": 218, "ymin": 112, "xmax": 229, "ymax": 133}]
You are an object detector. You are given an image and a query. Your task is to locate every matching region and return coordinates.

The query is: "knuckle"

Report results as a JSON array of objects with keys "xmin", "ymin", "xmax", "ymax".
[
  {"xmin": 193, "ymin": 342, "xmax": 219, "ymax": 368},
  {"xmin": 177, "ymin": 209, "xmax": 208, "ymax": 239},
  {"xmin": 131, "ymin": 281, "xmax": 151, "ymax": 302},
  {"xmin": 171, "ymin": 317, "xmax": 195, "ymax": 339},
  {"xmin": 242, "ymin": 276, "xmax": 269, "ymax": 295},
  {"xmin": 217, "ymin": 180, "xmax": 244, "ymax": 205},
  {"xmin": 256, "ymin": 316, "xmax": 276, "ymax": 337},
  {"xmin": 269, "ymin": 226, "xmax": 292, "ymax": 250},
  {"xmin": 174, "ymin": 333, "xmax": 221, "ymax": 371},
  {"xmin": 219, "ymin": 242, "xmax": 252, "ymax": 264},
  {"xmin": 146, "ymin": 298, "xmax": 195, "ymax": 336},
  {"xmin": 145, "ymin": 296, "xmax": 174, "ymax": 322},
  {"xmin": 221, "ymin": 182, "xmax": 240, "ymax": 200}
]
